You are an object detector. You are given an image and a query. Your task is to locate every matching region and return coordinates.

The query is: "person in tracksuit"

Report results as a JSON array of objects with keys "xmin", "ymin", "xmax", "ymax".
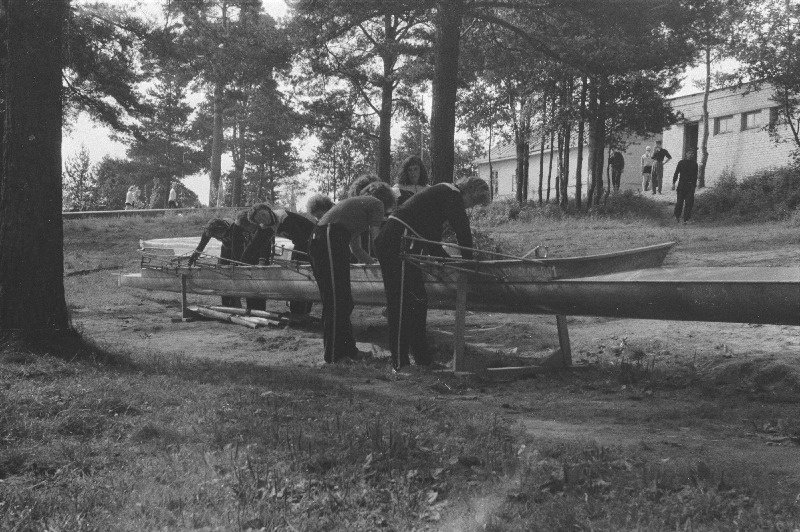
[
  {"xmin": 188, "ymin": 212, "xmax": 260, "ymax": 308},
  {"xmin": 309, "ymin": 182, "xmax": 396, "ymax": 364},
  {"xmin": 672, "ymin": 149, "xmax": 699, "ymax": 224},
  {"xmin": 375, "ymin": 176, "xmax": 491, "ymax": 370},
  {"xmin": 250, "ymin": 203, "xmax": 333, "ymax": 315}
]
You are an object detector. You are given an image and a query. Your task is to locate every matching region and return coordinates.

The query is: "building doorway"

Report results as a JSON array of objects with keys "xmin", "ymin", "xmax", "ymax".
[{"xmin": 684, "ymin": 122, "xmax": 699, "ymax": 156}]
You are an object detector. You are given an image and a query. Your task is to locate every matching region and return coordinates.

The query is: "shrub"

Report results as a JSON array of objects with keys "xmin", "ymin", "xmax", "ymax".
[
  {"xmin": 472, "ymin": 193, "xmax": 664, "ymax": 225},
  {"xmin": 695, "ymin": 166, "xmax": 800, "ymax": 222}
]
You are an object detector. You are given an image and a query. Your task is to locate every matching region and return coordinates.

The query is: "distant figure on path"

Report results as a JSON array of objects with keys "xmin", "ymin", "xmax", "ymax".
[
  {"xmin": 672, "ymin": 149, "xmax": 699, "ymax": 224},
  {"xmin": 125, "ymin": 185, "xmax": 137, "ymax": 209},
  {"xmin": 608, "ymin": 149, "xmax": 625, "ymax": 192},
  {"xmin": 168, "ymin": 184, "xmax": 178, "ymax": 208},
  {"xmin": 641, "ymin": 146, "xmax": 653, "ymax": 192},
  {"xmin": 650, "ymin": 140, "xmax": 672, "ymax": 195},
  {"xmin": 392, "ymin": 155, "xmax": 430, "ymax": 206}
]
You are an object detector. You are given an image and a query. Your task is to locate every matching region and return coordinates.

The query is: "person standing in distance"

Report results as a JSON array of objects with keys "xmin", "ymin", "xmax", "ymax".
[
  {"xmin": 672, "ymin": 149, "xmax": 699, "ymax": 224},
  {"xmin": 608, "ymin": 149, "xmax": 625, "ymax": 193},
  {"xmin": 375, "ymin": 177, "xmax": 491, "ymax": 371},
  {"xmin": 641, "ymin": 146, "xmax": 653, "ymax": 193},
  {"xmin": 650, "ymin": 140, "xmax": 672, "ymax": 195},
  {"xmin": 309, "ymin": 182, "xmax": 396, "ymax": 364},
  {"xmin": 168, "ymin": 184, "xmax": 178, "ymax": 208}
]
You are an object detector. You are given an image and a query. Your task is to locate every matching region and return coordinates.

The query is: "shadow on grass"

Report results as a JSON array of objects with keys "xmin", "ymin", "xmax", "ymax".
[{"xmin": 0, "ymin": 328, "xmax": 134, "ymax": 369}]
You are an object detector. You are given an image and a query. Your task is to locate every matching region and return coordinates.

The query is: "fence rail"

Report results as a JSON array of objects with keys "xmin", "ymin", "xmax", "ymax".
[{"xmin": 63, "ymin": 207, "xmax": 239, "ymax": 220}]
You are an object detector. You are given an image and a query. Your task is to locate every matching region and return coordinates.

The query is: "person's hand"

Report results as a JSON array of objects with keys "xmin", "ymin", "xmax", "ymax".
[{"xmin": 188, "ymin": 251, "xmax": 200, "ymax": 266}]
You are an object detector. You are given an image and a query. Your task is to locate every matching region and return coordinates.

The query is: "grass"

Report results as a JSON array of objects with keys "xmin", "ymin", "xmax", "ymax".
[{"xmin": 2, "ymin": 205, "xmax": 800, "ymax": 529}]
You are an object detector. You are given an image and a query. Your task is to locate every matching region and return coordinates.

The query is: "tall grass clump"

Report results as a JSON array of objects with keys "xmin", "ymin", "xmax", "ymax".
[{"xmin": 695, "ymin": 165, "xmax": 800, "ymax": 222}]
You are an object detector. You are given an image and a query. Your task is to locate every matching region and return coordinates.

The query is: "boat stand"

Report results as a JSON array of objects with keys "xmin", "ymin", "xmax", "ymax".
[
  {"xmin": 448, "ymin": 272, "xmax": 573, "ymax": 379},
  {"xmin": 171, "ymin": 274, "xmax": 198, "ymax": 323}
]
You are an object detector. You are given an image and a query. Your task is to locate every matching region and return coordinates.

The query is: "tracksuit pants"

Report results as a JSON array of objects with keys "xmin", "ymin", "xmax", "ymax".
[
  {"xmin": 375, "ymin": 219, "xmax": 431, "ymax": 369},
  {"xmin": 651, "ymin": 161, "xmax": 663, "ymax": 193},
  {"xmin": 218, "ymin": 243, "xmax": 242, "ymax": 308},
  {"xmin": 674, "ymin": 186, "xmax": 696, "ymax": 222},
  {"xmin": 309, "ymin": 224, "xmax": 358, "ymax": 363}
]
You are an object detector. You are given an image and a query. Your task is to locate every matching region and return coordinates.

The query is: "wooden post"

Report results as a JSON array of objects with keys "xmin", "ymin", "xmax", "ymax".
[
  {"xmin": 452, "ymin": 272, "xmax": 468, "ymax": 372},
  {"xmin": 181, "ymin": 274, "xmax": 189, "ymax": 319},
  {"xmin": 555, "ymin": 314, "xmax": 572, "ymax": 367}
]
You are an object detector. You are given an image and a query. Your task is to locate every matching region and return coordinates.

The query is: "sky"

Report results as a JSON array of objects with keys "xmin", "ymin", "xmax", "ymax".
[{"xmin": 63, "ymin": 0, "xmax": 731, "ymax": 206}]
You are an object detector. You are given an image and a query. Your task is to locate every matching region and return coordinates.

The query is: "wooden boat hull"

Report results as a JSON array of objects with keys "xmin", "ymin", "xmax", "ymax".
[
  {"xmin": 121, "ymin": 242, "xmax": 674, "ymax": 308},
  {"xmin": 481, "ymin": 267, "xmax": 800, "ymax": 326}
]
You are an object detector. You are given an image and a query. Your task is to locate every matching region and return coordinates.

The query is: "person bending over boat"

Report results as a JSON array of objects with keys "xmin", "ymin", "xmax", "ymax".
[
  {"xmin": 306, "ymin": 194, "xmax": 334, "ymax": 222},
  {"xmin": 250, "ymin": 202, "xmax": 325, "ymax": 315},
  {"xmin": 392, "ymin": 155, "xmax": 429, "ymax": 207},
  {"xmin": 188, "ymin": 213, "xmax": 259, "ymax": 308},
  {"xmin": 309, "ymin": 182, "xmax": 396, "ymax": 364},
  {"xmin": 375, "ymin": 177, "xmax": 491, "ymax": 370}
]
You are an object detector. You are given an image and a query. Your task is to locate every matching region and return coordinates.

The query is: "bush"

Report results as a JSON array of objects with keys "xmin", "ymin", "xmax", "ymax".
[
  {"xmin": 472, "ymin": 192, "xmax": 663, "ymax": 225},
  {"xmin": 695, "ymin": 166, "xmax": 800, "ymax": 222},
  {"xmin": 587, "ymin": 189, "xmax": 664, "ymax": 219}
]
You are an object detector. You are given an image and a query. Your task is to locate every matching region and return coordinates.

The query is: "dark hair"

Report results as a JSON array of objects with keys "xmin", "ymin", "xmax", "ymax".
[
  {"xmin": 236, "ymin": 209, "xmax": 260, "ymax": 231},
  {"xmin": 455, "ymin": 176, "xmax": 490, "ymax": 201},
  {"xmin": 247, "ymin": 203, "xmax": 278, "ymax": 227},
  {"xmin": 306, "ymin": 194, "xmax": 334, "ymax": 215},
  {"xmin": 347, "ymin": 174, "xmax": 379, "ymax": 198},
  {"xmin": 360, "ymin": 181, "xmax": 396, "ymax": 211},
  {"xmin": 396, "ymin": 155, "xmax": 429, "ymax": 186},
  {"xmin": 206, "ymin": 218, "xmax": 229, "ymax": 238}
]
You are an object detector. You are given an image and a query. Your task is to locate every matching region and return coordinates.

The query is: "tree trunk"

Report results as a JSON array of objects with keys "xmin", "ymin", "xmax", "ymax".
[
  {"xmin": 546, "ymin": 106, "xmax": 555, "ymax": 203},
  {"xmin": 377, "ymin": 14, "xmax": 396, "ymax": 184},
  {"xmin": 209, "ymin": 80, "xmax": 224, "ymax": 207},
  {"xmin": 699, "ymin": 46, "xmax": 711, "ymax": 189},
  {"xmin": 488, "ymin": 127, "xmax": 494, "ymax": 200},
  {"xmin": 595, "ymin": 80, "xmax": 607, "ymax": 206},
  {"xmin": 429, "ymin": 0, "xmax": 464, "ymax": 184},
  {"xmin": 522, "ymin": 141, "xmax": 529, "ymax": 202},
  {"xmin": 586, "ymin": 77, "xmax": 598, "ymax": 209},
  {"xmin": 515, "ymin": 137, "xmax": 525, "ymax": 204},
  {"xmin": 560, "ymin": 78, "xmax": 573, "ymax": 208},
  {"xmin": 556, "ymin": 127, "xmax": 563, "ymax": 205},
  {"xmin": 231, "ymin": 121, "xmax": 245, "ymax": 207},
  {"xmin": 538, "ymin": 96, "xmax": 546, "ymax": 204},
  {"xmin": 575, "ymin": 76, "xmax": 587, "ymax": 211},
  {"xmin": 0, "ymin": 0, "xmax": 70, "ymax": 332}
]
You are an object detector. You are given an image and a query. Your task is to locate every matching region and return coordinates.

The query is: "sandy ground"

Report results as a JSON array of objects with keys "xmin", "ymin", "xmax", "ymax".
[{"xmin": 71, "ymin": 232, "xmax": 800, "ymax": 495}]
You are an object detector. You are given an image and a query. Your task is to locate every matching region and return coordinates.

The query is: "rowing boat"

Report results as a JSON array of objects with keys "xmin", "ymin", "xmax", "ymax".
[{"xmin": 119, "ymin": 241, "xmax": 676, "ymax": 309}]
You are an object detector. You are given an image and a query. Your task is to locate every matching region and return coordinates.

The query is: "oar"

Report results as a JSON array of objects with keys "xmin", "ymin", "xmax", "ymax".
[
  {"xmin": 401, "ymin": 254, "xmax": 501, "ymax": 279},
  {"xmin": 402, "ymin": 235, "xmax": 548, "ymax": 264}
]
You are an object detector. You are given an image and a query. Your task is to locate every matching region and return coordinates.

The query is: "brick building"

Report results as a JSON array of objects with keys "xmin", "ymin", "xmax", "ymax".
[{"xmin": 475, "ymin": 83, "xmax": 795, "ymax": 200}]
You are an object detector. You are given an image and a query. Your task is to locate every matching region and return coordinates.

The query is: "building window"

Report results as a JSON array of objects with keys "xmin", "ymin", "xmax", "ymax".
[
  {"xmin": 511, "ymin": 173, "xmax": 516, "ymax": 193},
  {"xmin": 741, "ymin": 110, "xmax": 763, "ymax": 130},
  {"xmin": 714, "ymin": 115, "xmax": 735, "ymax": 135},
  {"xmin": 490, "ymin": 170, "xmax": 499, "ymax": 195}
]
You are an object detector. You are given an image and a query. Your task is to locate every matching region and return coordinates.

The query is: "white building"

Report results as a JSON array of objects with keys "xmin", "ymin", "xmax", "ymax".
[{"xmin": 475, "ymin": 83, "xmax": 795, "ymax": 200}]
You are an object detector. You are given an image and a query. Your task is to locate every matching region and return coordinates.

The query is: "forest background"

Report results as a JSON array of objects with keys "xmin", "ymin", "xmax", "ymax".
[{"xmin": 58, "ymin": 0, "xmax": 800, "ymax": 213}]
